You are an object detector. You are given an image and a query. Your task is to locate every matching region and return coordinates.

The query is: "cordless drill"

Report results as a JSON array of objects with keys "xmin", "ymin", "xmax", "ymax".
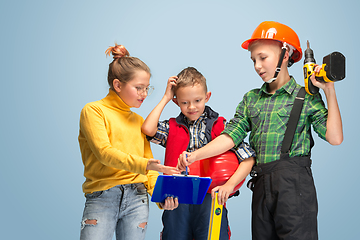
[{"xmin": 303, "ymin": 41, "xmax": 346, "ymax": 95}]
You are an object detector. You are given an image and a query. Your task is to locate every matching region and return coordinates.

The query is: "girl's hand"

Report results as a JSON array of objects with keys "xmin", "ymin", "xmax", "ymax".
[
  {"xmin": 211, "ymin": 184, "xmax": 235, "ymax": 205},
  {"xmin": 310, "ymin": 65, "xmax": 335, "ymax": 91},
  {"xmin": 159, "ymin": 197, "xmax": 179, "ymax": 210},
  {"xmin": 164, "ymin": 76, "xmax": 177, "ymax": 101},
  {"xmin": 146, "ymin": 159, "xmax": 180, "ymax": 175}
]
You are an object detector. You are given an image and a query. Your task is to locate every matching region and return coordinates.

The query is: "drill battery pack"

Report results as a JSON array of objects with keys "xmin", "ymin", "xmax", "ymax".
[{"xmin": 321, "ymin": 52, "xmax": 345, "ymax": 82}]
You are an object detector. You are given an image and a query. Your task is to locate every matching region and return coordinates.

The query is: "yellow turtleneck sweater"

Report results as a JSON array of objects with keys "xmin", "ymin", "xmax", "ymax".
[{"xmin": 78, "ymin": 89, "xmax": 158, "ymax": 195}]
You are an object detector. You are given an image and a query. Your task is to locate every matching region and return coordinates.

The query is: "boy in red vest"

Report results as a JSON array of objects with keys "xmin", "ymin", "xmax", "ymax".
[{"xmin": 142, "ymin": 67, "xmax": 255, "ymax": 240}]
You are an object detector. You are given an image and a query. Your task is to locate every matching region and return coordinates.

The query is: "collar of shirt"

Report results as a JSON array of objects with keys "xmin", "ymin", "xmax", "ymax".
[
  {"xmin": 259, "ymin": 76, "xmax": 297, "ymax": 97},
  {"xmin": 184, "ymin": 112, "xmax": 207, "ymax": 126},
  {"xmin": 184, "ymin": 112, "xmax": 208, "ymax": 152}
]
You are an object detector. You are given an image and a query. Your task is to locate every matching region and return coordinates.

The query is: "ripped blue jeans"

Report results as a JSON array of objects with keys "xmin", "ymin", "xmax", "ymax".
[{"xmin": 80, "ymin": 183, "xmax": 149, "ymax": 240}]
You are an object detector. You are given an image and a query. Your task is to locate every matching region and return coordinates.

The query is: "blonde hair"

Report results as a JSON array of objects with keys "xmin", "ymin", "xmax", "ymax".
[
  {"xmin": 105, "ymin": 44, "xmax": 150, "ymax": 89},
  {"xmin": 174, "ymin": 67, "xmax": 207, "ymax": 96}
]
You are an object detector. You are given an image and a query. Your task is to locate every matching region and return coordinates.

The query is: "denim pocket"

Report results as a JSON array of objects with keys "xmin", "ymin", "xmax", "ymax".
[
  {"xmin": 86, "ymin": 190, "xmax": 104, "ymax": 199},
  {"xmin": 135, "ymin": 183, "xmax": 147, "ymax": 195}
]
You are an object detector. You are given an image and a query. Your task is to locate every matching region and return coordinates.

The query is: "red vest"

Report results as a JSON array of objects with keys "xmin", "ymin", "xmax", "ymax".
[
  {"xmin": 164, "ymin": 116, "xmax": 226, "ymax": 168},
  {"xmin": 163, "ymin": 109, "xmax": 243, "ymax": 195}
]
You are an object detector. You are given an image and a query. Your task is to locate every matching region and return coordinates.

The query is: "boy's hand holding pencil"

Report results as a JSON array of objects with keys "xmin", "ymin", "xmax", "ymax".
[{"xmin": 177, "ymin": 151, "xmax": 196, "ymax": 172}]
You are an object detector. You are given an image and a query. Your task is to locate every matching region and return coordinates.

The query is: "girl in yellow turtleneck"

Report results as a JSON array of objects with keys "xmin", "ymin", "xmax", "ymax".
[{"xmin": 78, "ymin": 44, "xmax": 179, "ymax": 240}]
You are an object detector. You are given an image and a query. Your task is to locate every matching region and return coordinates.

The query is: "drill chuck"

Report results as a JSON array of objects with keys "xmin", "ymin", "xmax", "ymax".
[
  {"xmin": 304, "ymin": 41, "xmax": 316, "ymax": 64},
  {"xmin": 303, "ymin": 41, "xmax": 319, "ymax": 95}
]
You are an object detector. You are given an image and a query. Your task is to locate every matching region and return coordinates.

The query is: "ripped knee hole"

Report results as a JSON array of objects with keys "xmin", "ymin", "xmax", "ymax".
[
  {"xmin": 138, "ymin": 222, "xmax": 147, "ymax": 229},
  {"xmin": 85, "ymin": 219, "xmax": 97, "ymax": 225}
]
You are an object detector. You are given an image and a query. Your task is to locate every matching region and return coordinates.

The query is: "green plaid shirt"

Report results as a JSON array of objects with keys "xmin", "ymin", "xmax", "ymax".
[{"xmin": 223, "ymin": 77, "xmax": 328, "ymax": 164}]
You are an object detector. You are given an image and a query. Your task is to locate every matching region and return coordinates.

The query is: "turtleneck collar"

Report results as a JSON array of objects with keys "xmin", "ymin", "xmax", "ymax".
[{"xmin": 102, "ymin": 89, "xmax": 132, "ymax": 112}]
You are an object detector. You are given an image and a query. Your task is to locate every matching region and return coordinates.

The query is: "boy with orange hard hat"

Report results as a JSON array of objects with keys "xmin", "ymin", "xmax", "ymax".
[
  {"xmin": 142, "ymin": 67, "xmax": 256, "ymax": 240},
  {"xmin": 178, "ymin": 21, "xmax": 343, "ymax": 239}
]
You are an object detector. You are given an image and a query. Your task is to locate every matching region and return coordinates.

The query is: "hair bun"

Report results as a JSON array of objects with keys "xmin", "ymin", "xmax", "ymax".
[{"xmin": 105, "ymin": 44, "xmax": 130, "ymax": 59}]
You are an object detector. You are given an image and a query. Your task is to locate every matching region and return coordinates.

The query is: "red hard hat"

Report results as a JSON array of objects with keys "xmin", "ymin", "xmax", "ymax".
[
  {"xmin": 190, "ymin": 151, "xmax": 245, "ymax": 194},
  {"xmin": 241, "ymin": 21, "xmax": 302, "ymax": 64}
]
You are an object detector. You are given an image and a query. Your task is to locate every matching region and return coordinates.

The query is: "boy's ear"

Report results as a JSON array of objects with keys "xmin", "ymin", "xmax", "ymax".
[
  {"xmin": 205, "ymin": 91, "xmax": 212, "ymax": 103},
  {"xmin": 172, "ymin": 97, "xmax": 179, "ymax": 106},
  {"xmin": 280, "ymin": 50, "xmax": 290, "ymax": 68},
  {"xmin": 284, "ymin": 50, "xmax": 290, "ymax": 61}
]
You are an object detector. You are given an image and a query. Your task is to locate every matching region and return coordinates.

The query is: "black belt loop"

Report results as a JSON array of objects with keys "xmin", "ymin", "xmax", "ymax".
[
  {"xmin": 248, "ymin": 164, "xmax": 262, "ymax": 191},
  {"xmin": 248, "ymin": 165, "xmax": 258, "ymax": 191}
]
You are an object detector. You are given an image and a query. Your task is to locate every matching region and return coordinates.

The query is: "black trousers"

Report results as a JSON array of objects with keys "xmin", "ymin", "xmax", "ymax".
[{"xmin": 249, "ymin": 156, "xmax": 318, "ymax": 240}]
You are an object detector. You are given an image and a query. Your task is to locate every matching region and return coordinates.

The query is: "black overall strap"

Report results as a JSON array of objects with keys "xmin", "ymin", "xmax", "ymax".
[
  {"xmin": 281, "ymin": 87, "xmax": 306, "ymax": 154},
  {"xmin": 248, "ymin": 87, "xmax": 307, "ymax": 189}
]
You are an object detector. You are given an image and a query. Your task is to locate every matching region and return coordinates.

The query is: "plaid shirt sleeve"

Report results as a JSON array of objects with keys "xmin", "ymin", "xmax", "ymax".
[
  {"xmin": 222, "ymin": 93, "xmax": 252, "ymax": 147},
  {"xmin": 147, "ymin": 120, "xmax": 170, "ymax": 148},
  {"xmin": 222, "ymin": 118, "xmax": 255, "ymax": 162},
  {"xmin": 308, "ymin": 93, "xmax": 327, "ymax": 141},
  {"xmin": 231, "ymin": 141, "xmax": 256, "ymax": 163}
]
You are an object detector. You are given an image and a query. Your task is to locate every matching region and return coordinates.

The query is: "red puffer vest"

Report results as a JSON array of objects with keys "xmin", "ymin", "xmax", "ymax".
[{"xmin": 164, "ymin": 106, "xmax": 225, "ymax": 168}]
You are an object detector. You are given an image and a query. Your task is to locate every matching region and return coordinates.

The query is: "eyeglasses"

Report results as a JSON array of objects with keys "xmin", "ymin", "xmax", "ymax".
[{"xmin": 136, "ymin": 86, "xmax": 154, "ymax": 96}]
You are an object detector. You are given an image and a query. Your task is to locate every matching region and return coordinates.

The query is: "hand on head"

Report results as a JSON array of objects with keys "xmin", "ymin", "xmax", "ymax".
[{"xmin": 165, "ymin": 76, "xmax": 177, "ymax": 101}]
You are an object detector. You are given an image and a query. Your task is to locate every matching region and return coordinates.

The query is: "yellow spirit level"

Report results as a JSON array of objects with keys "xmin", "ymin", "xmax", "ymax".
[{"xmin": 207, "ymin": 192, "xmax": 223, "ymax": 240}]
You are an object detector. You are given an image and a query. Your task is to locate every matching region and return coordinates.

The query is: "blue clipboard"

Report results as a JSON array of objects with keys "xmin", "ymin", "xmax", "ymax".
[{"xmin": 151, "ymin": 175, "xmax": 212, "ymax": 205}]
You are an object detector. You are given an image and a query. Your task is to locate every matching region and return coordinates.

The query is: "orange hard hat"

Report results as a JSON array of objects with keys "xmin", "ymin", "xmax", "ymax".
[
  {"xmin": 241, "ymin": 21, "xmax": 302, "ymax": 65},
  {"xmin": 190, "ymin": 151, "xmax": 245, "ymax": 194}
]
